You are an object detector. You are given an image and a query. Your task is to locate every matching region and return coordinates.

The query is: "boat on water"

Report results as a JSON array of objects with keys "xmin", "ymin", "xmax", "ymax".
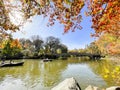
[
  {"xmin": 42, "ymin": 59, "xmax": 52, "ymax": 62},
  {"xmin": 0, "ymin": 62, "xmax": 24, "ymax": 67}
]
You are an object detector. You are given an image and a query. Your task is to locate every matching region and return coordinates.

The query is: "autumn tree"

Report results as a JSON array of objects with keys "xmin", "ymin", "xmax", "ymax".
[
  {"xmin": 85, "ymin": 42, "xmax": 101, "ymax": 54},
  {"xmin": 95, "ymin": 33, "xmax": 120, "ymax": 56},
  {"xmin": 87, "ymin": 0, "xmax": 120, "ymax": 37},
  {"xmin": 1, "ymin": 38, "xmax": 22, "ymax": 59},
  {"xmin": 1, "ymin": 0, "xmax": 119, "ymax": 37},
  {"xmin": 0, "ymin": 0, "xmax": 84, "ymax": 33},
  {"xmin": 0, "ymin": 0, "xmax": 120, "ymax": 58}
]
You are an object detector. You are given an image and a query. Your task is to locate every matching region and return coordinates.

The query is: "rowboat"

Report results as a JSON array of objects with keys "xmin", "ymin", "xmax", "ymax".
[
  {"xmin": 0, "ymin": 62, "xmax": 24, "ymax": 67},
  {"xmin": 42, "ymin": 59, "xmax": 52, "ymax": 62}
]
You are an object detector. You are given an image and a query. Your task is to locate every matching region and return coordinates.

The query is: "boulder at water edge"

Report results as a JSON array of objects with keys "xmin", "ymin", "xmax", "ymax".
[
  {"xmin": 85, "ymin": 85, "xmax": 100, "ymax": 90},
  {"xmin": 106, "ymin": 86, "xmax": 120, "ymax": 90},
  {"xmin": 51, "ymin": 77, "xmax": 81, "ymax": 90}
]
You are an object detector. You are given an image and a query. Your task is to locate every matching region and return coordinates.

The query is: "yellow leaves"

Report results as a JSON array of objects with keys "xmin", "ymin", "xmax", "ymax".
[
  {"xmin": 20, "ymin": 0, "xmax": 26, "ymax": 3},
  {"xmin": 103, "ymin": 67, "xmax": 110, "ymax": 78},
  {"xmin": 0, "ymin": 45, "xmax": 3, "ymax": 49},
  {"xmin": 65, "ymin": 12, "xmax": 70, "ymax": 19},
  {"xmin": 104, "ymin": 68, "xmax": 110, "ymax": 74},
  {"xmin": 109, "ymin": 8, "xmax": 113, "ymax": 14},
  {"xmin": 22, "ymin": 0, "xmax": 30, "ymax": 3},
  {"xmin": 102, "ymin": 65, "xmax": 120, "ymax": 85},
  {"xmin": 99, "ymin": 16, "xmax": 106, "ymax": 24},
  {"xmin": 57, "ymin": 0, "xmax": 63, "ymax": 3},
  {"xmin": 95, "ymin": 33, "xmax": 120, "ymax": 55},
  {"xmin": 1, "ymin": 38, "xmax": 22, "ymax": 50},
  {"xmin": 103, "ymin": 65, "xmax": 120, "ymax": 79},
  {"xmin": 104, "ymin": 75, "xmax": 108, "ymax": 78},
  {"xmin": 38, "ymin": 0, "xmax": 46, "ymax": 6},
  {"xmin": 115, "ymin": 66, "xmax": 120, "ymax": 72},
  {"xmin": 111, "ymin": 75, "xmax": 115, "ymax": 78},
  {"xmin": 64, "ymin": 0, "xmax": 71, "ymax": 5}
]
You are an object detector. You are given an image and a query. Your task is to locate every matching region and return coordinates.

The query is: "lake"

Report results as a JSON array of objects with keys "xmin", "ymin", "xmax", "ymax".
[{"xmin": 0, "ymin": 57, "xmax": 120, "ymax": 90}]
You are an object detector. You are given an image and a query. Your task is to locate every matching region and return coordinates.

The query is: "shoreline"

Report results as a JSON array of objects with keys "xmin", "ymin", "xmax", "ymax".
[{"xmin": 104, "ymin": 56, "xmax": 120, "ymax": 64}]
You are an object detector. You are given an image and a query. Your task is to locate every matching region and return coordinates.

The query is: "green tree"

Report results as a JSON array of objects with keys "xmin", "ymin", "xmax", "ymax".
[
  {"xmin": 45, "ymin": 36, "xmax": 60, "ymax": 54},
  {"xmin": 2, "ymin": 40, "xmax": 13, "ymax": 59},
  {"xmin": 20, "ymin": 38, "xmax": 35, "ymax": 56},
  {"xmin": 58, "ymin": 44, "xmax": 68, "ymax": 53},
  {"xmin": 31, "ymin": 35, "xmax": 44, "ymax": 53},
  {"xmin": 2, "ymin": 38, "xmax": 22, "ymax": 59},
  {"xmin": 85, "ymin": 42, "xmax": 101, "ymax": 54}
]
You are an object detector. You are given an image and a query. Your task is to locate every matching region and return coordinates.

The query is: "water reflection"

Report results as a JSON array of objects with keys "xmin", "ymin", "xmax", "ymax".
[
  {"xmin": 40, "ymin": 60, "xmax": 68, "ymax": 87},
  {"xmin": 87, "ymin": 59, "xmax": 120, "ymax": 86},
  {"xmin": 0, "ymin": 60, "xmax": 68, "ymax": 90},
  {"xmin": 0, "ymin": 58, "xmax": 120, "ymax": 90}
]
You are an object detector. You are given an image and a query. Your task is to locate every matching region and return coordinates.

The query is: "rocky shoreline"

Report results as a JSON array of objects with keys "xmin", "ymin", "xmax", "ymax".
[{"xmin": 51, "ymin": 77, "xmax": 120, "ymax": 90}]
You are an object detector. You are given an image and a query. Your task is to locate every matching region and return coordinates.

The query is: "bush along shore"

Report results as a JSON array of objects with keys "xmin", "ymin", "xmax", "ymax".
[{"xmin": 0, "ymin": 53, "xmax": 70, "ymax": 61}]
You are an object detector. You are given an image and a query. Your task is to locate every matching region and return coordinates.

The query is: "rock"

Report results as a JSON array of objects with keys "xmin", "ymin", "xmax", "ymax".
[
  {"xmin": 106, "ymin": 86, "xmax": 120, "ymax": 90},
  {"xmin": 85, "ymin": 85, "xmax": 100, "ymax": 90},
  {"xmin": 51, "ymin": 77, "xmax": 81, "ymax": 90}
]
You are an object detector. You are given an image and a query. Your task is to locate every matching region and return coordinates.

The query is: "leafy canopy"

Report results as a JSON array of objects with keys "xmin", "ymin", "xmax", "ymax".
[
  {"xmin": 0, "ymin": 0, "xmax": 120, "ymax": 37},
  {"xmin": 1, "ymin": 37, "xmax": 22, "ymax": 58}
]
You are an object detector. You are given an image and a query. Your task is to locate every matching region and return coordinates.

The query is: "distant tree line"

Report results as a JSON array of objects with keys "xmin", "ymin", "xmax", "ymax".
[
  {"xmin": 68, "ymin": 42, "xmax": 101, "ymax": 57},
  {"xmin": 0, "ymin": 35, "xmax": 68, "ymax": 60},
  {"xmin": 20, "ymin": 35, "xmax": 68, "ymax": 59}
]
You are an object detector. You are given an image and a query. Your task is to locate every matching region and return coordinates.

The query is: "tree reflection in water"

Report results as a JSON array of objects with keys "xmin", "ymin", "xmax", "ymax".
[{"xmin": 0, "ymin": 58, "xmax": 120, "ymax": 90}]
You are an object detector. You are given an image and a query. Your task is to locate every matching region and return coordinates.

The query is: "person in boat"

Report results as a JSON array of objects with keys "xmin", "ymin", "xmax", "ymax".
[
  {"xmin": 1, "ymin": 56, "xmax": 6, "ymax": 64},
  {"xmin": 10, "ymin": 59, "xmax": 13, "ymax": 64},
  {"xmin": 1, "ymin": 58, "xmax": 5, "ymax": 64}
]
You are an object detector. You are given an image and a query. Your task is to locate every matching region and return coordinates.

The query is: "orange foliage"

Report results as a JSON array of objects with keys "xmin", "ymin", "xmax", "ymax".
[
  {"xmin": 0, "ymin": 39, "xmax": 22, "ymax": 50},
  {"xmin": 0, "ymin": 0, "xmax": 119, "ymax": 57},
  {"xmin": 87, "ymin": 0, "xmax": 120, "ymax": 37},
  {"xmin": 10, "ymin": 39, "xmax": 22, "ymax": 49},
  {"xmin": 0, "ymin": 0, "xmax": 120, "ymax": 38},
  {"xmin": 95, "ymin": 33, "xmax": 120, "ymax": 55},
  {"xmin": 0, "ymin": 0, "xmax": 85, "ymax": 34}
]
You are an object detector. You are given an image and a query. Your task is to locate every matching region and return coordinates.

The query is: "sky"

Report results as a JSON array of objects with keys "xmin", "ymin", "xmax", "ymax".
[{"xmin": 12, "ymin": 6, "xmax": 96, "ymax": 50}]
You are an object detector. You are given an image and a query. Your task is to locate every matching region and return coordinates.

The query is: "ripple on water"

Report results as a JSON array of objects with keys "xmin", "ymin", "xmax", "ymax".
[
  {"xmin": 0, "ymin": 59, "xmax": 119, "ymax": 90},
  {"xmin": 0, "ymin": 77, "xmax": 27, "ymax": 90}
]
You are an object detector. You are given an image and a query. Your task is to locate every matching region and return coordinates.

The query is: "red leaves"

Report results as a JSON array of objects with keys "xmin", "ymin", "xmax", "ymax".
[
  {"xmin": 0, "ymin": 0, "xmax": 85, "ymax": 35},
  {"xmin": 64, "ymin": 25, "xmax": 70, "ymax": 33},
  {"xmin": 46, "ymin": 0, "xmax": 85, "ymax": 33},
  {"xmin": 88, "ymin": 0, "xmax": 120, "ymax": 37},
  {"xmin": 1, "ymin": 0, "xmax": 120, "ymax": 37},
  {"xmin": 91, "ymin": 33, "xmax": 99, "ymax": 37}
]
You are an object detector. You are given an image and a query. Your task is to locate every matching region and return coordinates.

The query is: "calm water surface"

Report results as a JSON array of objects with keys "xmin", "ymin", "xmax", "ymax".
[{"xmin": 0, "ymin": 57, "xmax": 120, "ymax": 90}]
